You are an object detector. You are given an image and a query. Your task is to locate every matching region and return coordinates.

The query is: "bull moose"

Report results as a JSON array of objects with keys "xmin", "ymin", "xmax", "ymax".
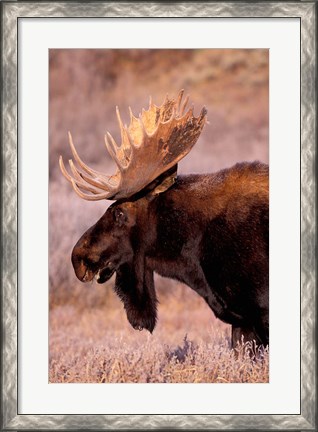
[{"xmin": 60, "ymin": 90, "xmax": 269, "ymax": 348}]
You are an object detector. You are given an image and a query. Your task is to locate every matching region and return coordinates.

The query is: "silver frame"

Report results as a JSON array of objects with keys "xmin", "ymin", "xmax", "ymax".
[{"xmin": 1, "ymin": 2, "xmax": 316, "ymax": 430}]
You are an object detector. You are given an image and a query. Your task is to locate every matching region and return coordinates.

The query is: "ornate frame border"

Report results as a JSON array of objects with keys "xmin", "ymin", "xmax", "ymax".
[{"xmin": 1, "ymin": 2, "xmax": 316, "ymax": 430}]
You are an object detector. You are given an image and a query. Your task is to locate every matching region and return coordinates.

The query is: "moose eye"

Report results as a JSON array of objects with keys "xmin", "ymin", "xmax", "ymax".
[{"xmin": 113, "ymin": 207, "xmax": 127, "ymax": 225}]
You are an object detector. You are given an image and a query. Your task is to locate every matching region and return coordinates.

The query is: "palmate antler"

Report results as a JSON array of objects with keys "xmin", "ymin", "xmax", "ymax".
[{"xmin": 59, "ymin": 90, "xmax": 207, "ymax": 201}]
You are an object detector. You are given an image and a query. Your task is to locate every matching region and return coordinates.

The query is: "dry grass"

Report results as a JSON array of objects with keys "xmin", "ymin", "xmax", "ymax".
[{"xmin": 49, "ymin": 282, "xmax": 269, "ymax": 383}]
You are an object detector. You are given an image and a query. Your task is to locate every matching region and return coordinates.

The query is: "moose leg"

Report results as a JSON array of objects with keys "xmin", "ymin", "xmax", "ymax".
[
  {"xmin": 254, "ymin": 308, "xmax": 269, "ymax": 347},
  {"xmin": 232, "ymin": 323, "xmax": 269, "ymax": 359},
  {"xmin": 183, "ymin": 265, "xmax": 244, "ymax": 327},
  {"xmin": 115, "ymin": 262, "xmax": 158, "ymax": 333},
  {"xmin": 231, "ymin": 325, "xmax": 261, "ymax": 348}
]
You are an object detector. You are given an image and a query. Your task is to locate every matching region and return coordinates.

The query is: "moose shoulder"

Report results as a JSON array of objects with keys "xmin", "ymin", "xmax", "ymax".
[{"xmin": 60, "ymin": 90, "xmax": 269, "ymax": 348}]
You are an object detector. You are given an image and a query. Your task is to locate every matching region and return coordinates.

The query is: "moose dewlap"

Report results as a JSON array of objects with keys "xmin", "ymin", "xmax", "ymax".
[{"xmin": 60, "ymin": 90, "xmax": 269, "ymax": 348}]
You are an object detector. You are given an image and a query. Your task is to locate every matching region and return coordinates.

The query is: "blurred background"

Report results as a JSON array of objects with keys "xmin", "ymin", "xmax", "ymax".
[{"xmin": 49, "ymin": 49, "xmax": 269, "ymax": 383}]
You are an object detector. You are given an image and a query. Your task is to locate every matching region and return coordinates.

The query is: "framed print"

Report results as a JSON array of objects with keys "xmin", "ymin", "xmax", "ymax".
[{"xmin": 1, "ymin": 1, "xmax": 316, "ymax": 430}]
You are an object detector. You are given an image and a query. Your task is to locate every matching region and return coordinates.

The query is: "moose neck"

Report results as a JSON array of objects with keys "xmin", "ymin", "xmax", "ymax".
[{"xmin": 115, "ymin": 164, "xmax": 178, "ymax": 205}]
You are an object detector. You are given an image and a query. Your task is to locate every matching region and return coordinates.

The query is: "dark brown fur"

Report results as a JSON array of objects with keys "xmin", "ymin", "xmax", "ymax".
[{"xmin": 71, "ymin": 161, "xmax": 269, "ymax": 347}]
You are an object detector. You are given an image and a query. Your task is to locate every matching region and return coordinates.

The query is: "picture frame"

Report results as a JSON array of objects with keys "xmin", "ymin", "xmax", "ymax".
[{"xmin": 1, "ymin": 1, "xmax": 316, "ymax": 430}]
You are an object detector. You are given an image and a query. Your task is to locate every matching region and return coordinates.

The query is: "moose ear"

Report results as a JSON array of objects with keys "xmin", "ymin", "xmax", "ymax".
[
  {"xmin": 146, "ymin": 164, "xmax": 178, "ymax": 200},
  {"xmin": 150, "ymin": 170, "xmax": 177, "ymax": 196}
]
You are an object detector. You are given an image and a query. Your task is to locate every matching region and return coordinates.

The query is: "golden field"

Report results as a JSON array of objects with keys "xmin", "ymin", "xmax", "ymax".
[{"xmin": 49, "ymin": 279, "xmax": 269, "ymax": 383}]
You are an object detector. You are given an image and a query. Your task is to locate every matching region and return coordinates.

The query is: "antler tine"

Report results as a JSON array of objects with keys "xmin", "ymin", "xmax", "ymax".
[
  {"xmin": 138, "ymin": 111, "xmax": 147, "ymax": 131},
  {"xmin": 68, "ymin": 159, "xmax": 85, "ymax": 182},
  {"xmin": 116, "ymin": 106, "xmax": 133, "ymax": 160},
  {"xmin": 59, "ymin": 155, "xmax": 74, "ymax": 184},
  {"xmin": 68, "ymin": 131, "xmax": 94, "ymax": 176},
  {"xmin": 128, "ymin": 106, "xmax": 134, "ymax": 122},
  {"xmin": 180, "ymin": 94, "xmax": 189, "ymax": 117},
  {"xmin": 68, "ymin": 160, "xmax": 106, "ymax": 194},
  {"xmin": 199, "ymin": 106, "xmax": 208, "ymax": 120},
  {"xmin": 60, "ymin": 132, "xmax": 119, "ymax": 199},
  {"xmin": 70, "ymin": 179, "xmax": 113, "ymax": 201},
  {"xmin": 68, "ymin": 132, "xmax": 109, "ymax": 181},
  {"xmin": 69, "ymin": 159, "xmax": 113, "ymax": 192},
  {"xmin": 116, "ymin": 106, "xmax": 125, "ymax": 144},
  {"xmin": 128, "ymin": 106, "xmax": 143, "ymax": 131},
  {"xmin": 104, "ymin": 132, "xmax": 126, "ymax": 171},
  {"xmin": 127, "ymin": 107, "xmax": 145, "ymax": 148},
  {"xmin": 176, "ymin": 89, "xmax": 185, "ymax": 115},
  {"xmin": 60, "ymin": 155, "xmax": 104, "ymax": 195}
]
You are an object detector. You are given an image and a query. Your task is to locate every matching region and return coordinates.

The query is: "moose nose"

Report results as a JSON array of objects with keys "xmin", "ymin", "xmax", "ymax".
[{"xmin": 71, "ymin": 248, "xmax": 88, "ymax": 281}]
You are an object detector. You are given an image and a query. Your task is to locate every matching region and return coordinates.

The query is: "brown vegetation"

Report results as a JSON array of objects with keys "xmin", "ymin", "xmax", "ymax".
[{"xmin": 49, "ymin": 281, "xmax": 269, "ymax": 383}]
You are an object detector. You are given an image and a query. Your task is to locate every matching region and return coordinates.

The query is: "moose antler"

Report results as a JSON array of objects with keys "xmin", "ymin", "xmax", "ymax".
[{"xmin": 59, "ymin": 89, "xmax": 207, "ymax": 200}]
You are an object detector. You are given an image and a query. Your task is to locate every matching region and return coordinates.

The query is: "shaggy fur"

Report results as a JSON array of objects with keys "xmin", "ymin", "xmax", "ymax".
[{"xmin": 71, "ymin": 161, "xmax": 269, "ymax": 347}]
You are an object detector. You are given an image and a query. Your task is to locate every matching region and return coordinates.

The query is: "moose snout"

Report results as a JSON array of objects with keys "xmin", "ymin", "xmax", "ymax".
[{"xmin": 71, "ymin": 247, "xmax": 91, "ymax": 282}]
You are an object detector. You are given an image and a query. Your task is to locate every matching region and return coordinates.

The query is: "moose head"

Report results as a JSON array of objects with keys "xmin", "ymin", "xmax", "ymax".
[
  {"xmin": 60, "ymin": 91, "xmax": 207, "ymax": 285},
  {"xmin": 59, "ymin": 91, "xmax": 209, "ymax": 333}
]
